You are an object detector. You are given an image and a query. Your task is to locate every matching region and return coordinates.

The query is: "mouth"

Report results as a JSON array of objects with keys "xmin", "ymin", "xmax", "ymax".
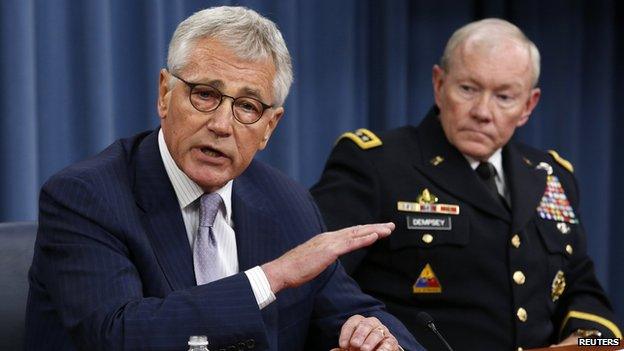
[
  {"xmin": 461, "ymin": 128, "xmax": 490, "ymax": 138},
  {"xmin": 197, "ymin": 145, "xmax": 228, "ymax": 160}
]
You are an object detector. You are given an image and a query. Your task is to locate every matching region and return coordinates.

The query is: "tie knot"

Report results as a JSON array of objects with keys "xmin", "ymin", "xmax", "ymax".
[
  {"xmin": 476, "ymin": 162, "xmax": 497, "ymax": 181},
  {"xmin": 199, "ymin": 193, "xmax": 223, "ymax": 227}
]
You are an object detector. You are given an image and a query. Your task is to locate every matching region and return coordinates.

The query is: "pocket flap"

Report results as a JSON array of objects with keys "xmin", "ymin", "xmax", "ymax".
[
  {"xmin": 535, "ymin": 218, "xmax": 575, "ymax": 254},
  {"xmin": 389, "ymin": 213, "xmax": 469, "ymax": 250}
]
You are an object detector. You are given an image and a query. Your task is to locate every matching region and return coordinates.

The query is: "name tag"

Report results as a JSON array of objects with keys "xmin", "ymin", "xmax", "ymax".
[{"xmin": 406, "ymin": 215, "xmax": 452, "ymax": 230}]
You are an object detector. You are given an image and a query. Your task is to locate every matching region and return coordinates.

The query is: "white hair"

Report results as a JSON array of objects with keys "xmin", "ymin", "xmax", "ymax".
[
  {"xmin": 440, "ymin": 18, "xmax": 541, "ymax": 87},
  {"xmin": 167, "ymin": 6, "xmax": 293, "ymax": 106}
]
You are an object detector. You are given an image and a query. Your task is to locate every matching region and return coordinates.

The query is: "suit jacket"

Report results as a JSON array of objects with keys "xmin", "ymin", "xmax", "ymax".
[
  {"xmin": 311, "ymin": 108, "xmax": 620, "ymax": 351},
  {"xmin": 26, "ymin": 130, "xmax": 422, "ymax": 351}
]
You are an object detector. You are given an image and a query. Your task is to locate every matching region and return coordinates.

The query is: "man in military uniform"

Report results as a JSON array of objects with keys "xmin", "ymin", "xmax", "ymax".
[{"xmin": 311, "ymin": 18, "xmax": 621, "ymax": 350}]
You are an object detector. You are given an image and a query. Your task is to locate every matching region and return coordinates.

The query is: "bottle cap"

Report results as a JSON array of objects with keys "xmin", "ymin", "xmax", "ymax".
[{"xmin": 188, "ymin": 335, "xmax": 209, "ymax": 346}]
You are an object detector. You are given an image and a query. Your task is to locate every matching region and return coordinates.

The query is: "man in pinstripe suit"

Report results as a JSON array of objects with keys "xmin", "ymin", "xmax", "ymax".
[{"xmin": 25, "ymin": 6, "xmax": 422, "ymax": 351}]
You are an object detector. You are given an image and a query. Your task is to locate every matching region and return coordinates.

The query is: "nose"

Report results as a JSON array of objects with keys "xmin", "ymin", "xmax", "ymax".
[
  {"xmin": 205, "ymin": 97, "xmax": 234, "ymax": 137},
  {"xmin": 470, "ymin": 92, "xmax": 493, "ymax": 122}
]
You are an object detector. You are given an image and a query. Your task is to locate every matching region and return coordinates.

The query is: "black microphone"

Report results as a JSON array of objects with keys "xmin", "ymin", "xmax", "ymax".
[{"xmin": 417, "ymin": 311, "xmax": 454, "ymax": 351}]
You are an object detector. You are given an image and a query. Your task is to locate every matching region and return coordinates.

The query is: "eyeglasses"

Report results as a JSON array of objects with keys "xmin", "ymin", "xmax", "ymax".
[{"xmin": 170, "ymin": 72, "xmax": 273, "ymax": 125}]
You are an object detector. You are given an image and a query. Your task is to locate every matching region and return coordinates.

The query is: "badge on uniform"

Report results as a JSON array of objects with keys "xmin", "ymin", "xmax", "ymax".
[
  {"xmin": 398, "ymin": 189, "xmax": 459, "ymax": 233},
  {"xmin": 398, "ymin": 189, "xmax": 459, "ymax": 232},
  {"xmin": 413, "ymin": 263, "xmax": 442, "ymax": 293},
  {"xmin": 535, "ymin": 163, "xmax": 579, "ymax": 224},
  {"xmin": 551, "ymin": 270, "xmax": 566, "ymax": 302},
  {"xmin": 557, "ymin": 222, "xmax": 571, "ymax": 234}
]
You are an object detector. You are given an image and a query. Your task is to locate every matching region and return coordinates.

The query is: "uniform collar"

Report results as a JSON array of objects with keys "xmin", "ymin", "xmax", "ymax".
[{"xmin": 464, "ymin": 149, "xmax": 505, "ymax": 187}]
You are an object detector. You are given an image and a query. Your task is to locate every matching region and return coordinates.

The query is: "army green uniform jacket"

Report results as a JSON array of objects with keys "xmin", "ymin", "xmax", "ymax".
[{"xmin": 311, "ymin": 108, "xmax": 620, "ymax": 350}]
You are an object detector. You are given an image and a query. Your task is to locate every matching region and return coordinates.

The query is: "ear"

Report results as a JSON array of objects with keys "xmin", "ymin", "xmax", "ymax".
[
  {"xmin": 516, "ymin": 87, "xmax": 541, "ymax": 127},
  {"xmin": 432, "ymin": 65, "xmax": 446, "ymax": 108},
  {"xmin": 157, "ymin": 69, "xmax": 172, "ymax": 120},
  {"xmin": 258, "ymin": 107, "xmax": 284, "ymax": 150}
]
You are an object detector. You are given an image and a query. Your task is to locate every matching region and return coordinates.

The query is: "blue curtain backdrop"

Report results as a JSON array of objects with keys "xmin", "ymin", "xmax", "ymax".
[{"xmin": 1, "ymin": 0, "xmax": 622, "ymax": 325}]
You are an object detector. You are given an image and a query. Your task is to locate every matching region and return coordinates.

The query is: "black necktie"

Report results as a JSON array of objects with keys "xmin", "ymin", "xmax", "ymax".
[
  {"xmin": 475, "ymin": 162, "xmax": 509, "ymax": 210},
  {"xmin": 475, "ymin": 162, "xmax": 499, "ymax": 198}
]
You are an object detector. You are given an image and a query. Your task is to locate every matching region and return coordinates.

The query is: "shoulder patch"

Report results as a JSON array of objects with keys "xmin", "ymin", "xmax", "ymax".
[
  {"xmin": 547, "ymin": 150, "xmax": 574, "ymax": 173},
  {"xmin": 337, "ymin": 128, "xmax": 382, "ymax": 150}
]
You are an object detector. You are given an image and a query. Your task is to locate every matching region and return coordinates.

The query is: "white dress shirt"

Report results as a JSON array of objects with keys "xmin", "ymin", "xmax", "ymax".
[
  {"xmin": 464, "ymin": 148, "xmax": 511, "ymax": 205},
  {"xmin": 158, "ymin": 129, "xmax": 275, "ymax": 309}
]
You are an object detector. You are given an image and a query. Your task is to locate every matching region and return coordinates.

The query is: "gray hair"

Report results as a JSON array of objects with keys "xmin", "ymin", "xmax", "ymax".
[
  {"xmin": 440, "ymin": 18, "xmax": 541, "ymax": 87},
  {"xmin": 167, "ymin": 6, "xmax": 293, "ymax": 106}
]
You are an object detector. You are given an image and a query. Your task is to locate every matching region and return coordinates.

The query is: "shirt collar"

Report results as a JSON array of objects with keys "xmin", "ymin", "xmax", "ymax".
[
  {"xmin": 464, "ymin": 148, "xmax": 504, "ymax": 178},
  {"xmin": 158, "ymin": 129, "xmax": 232, "ymax": 222}
]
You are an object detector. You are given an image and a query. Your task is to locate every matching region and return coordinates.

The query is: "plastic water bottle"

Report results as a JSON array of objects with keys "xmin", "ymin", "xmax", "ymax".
[{"xmin": 187, "ymin": 335, "xmax": 209, "ymax": 351}]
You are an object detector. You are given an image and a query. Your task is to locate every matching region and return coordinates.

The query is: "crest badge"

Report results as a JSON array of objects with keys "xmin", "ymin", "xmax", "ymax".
[
  {"xmin": 397, "ymin": 189, "xmax": 460, "ymax": 215},
  {"xmin": 413, "ymin": 263, "xmax": 442, "ymax": 293},
  {"xmin": 551, "ymin": 270, "xmax": 566, "ymax": 302}
]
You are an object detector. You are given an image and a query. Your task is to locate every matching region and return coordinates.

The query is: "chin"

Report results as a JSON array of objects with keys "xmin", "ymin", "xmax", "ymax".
[
  {"xmin": 196, "ymin": 177, "xmax": 230, "ymax": 192},
  {"xmin": 457, "ymin": 144, "xmax": 494, "ymax": 160},
  {"xmin": 184, "ymin": 167, "xmax": 226, "ymax": 190}
]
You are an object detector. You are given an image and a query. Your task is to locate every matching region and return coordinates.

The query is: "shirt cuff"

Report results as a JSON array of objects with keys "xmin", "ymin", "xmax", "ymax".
[{"xmin": 244, "ymin": 266, "xmax": 276, "ymax": 310}]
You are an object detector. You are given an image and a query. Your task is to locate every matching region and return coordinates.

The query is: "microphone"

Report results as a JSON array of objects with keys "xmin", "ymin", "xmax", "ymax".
[{"xmin": 417, "ymin": 311, "xmax": 454, "ymax": 351}]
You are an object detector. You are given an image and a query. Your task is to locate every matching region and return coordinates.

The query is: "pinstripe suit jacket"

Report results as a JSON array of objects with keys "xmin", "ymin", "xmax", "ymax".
[{"xmin": 25, "ymin": 130, "xmax": 422, "ymax": 351}]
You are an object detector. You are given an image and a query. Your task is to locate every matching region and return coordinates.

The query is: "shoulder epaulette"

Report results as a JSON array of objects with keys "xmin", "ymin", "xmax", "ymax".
[
  {"xmin": 337, "ymin": 128, "xmax": 382, "ymax": 150},
  {"xmin": 547, "ymin": 150, "xmax": 574, "ymax": 173}
]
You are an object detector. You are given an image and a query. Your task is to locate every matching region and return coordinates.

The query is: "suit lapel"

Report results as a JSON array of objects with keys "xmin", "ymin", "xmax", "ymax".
[
  {"xmin": 231, "ymin": 165, "xmax": 281, "ymax": 271},
  {"xmin": 231, "ymin": 163, "xmax": 280, "ymax": 342},
  {"xmin": 133, "ymin": 130, "xmax": 196, "ymax": 290},
  {"xmin": 413, "ymin": 110, "xmax": 511, "ymax": 222},
  {"xmin": 503, "ymin": 143, "xmax": 548, "ymax": 233}
]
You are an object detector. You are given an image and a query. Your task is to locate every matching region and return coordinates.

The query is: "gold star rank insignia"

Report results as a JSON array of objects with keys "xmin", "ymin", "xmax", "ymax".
[{"xmin": 337, "ymin": 128, "xmax": 382, "ymax": 149}]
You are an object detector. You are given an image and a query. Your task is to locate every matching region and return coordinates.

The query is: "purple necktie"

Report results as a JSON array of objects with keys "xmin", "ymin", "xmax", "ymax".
[{"xmin": 193, "ymin": 192, "xmax": 224, "ymax": 285}]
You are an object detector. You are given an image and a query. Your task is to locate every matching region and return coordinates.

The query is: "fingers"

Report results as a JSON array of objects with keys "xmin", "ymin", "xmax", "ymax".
[
  {"xmin": 360, "ymin": 326, "xmax": 388, "ymax": 351},
  {"xmin": 372, "ymin": 336, "xmax": 399, "ymax": 351},
  {"xmin": 347, "ymin": 223, "xmax": 395, "ymax": 239},
  {"xmin": 339, "ymin": 316, "xmax": 399, "ymax": 351},
  {"xmin": 339, "ymin": 315, "xmax": 364, "ymax": 348},
  {"xmin": 335, "ymin": 222, "xmax": 395, "ymax": 254}
]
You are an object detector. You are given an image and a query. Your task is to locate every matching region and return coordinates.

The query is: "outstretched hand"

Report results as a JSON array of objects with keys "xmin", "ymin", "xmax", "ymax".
[{"xmin": 262, "ymin": 222, "xmax": 395, "ymax": 293}]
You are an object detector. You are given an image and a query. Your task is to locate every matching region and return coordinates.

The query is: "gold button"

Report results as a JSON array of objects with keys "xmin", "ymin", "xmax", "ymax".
[
  {"xmin": 565, "ymin": 244, "xmax": 573, "ymax": 255},
  {"xmin": 517, "ymin": 307, "xmax": 527, "ymax": 322},
  {"xmin": 422, "ymin": 234, "xmax": 433, "ymax": 244},
  {"xmin": 513, "ymin": 271, "xmax": 526, "ymax": 285},
  {"xmin": 511, "ymin": 234, "xmax": 521, "ymax": 248}
]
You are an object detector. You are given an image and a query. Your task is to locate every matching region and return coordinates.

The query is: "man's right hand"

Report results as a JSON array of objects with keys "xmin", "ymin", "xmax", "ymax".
[{"xmin": 261, "ymin": 222, "xmax": 395, "ymax": 294}]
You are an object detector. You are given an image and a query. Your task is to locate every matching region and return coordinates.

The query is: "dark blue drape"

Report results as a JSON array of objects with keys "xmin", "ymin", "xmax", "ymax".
[{"xmin": 1, "ymin": 0, "xmax": 622, "ymax": 325}]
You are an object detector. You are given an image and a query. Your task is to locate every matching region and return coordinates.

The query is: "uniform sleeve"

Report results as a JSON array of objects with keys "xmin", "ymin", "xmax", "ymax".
[
  {"xmin": 311, "ymin": 139, "xmax": 382, "ymax": 273},
  {"xmin": 552, "ymin": 168, "xmax": 622, "ymax": 340},
  {"xmin": 31, "ymin": 174, "xmax": 269, "ymax": 350}
]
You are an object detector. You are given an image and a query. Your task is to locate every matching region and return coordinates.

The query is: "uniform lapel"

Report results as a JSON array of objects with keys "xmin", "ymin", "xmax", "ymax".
[
  {"xmin": 503, "ymin": 143, "xmax": 548, "ymax": 234},
  {"xmin": 133, "ymin": 130, "xmax": 197, "ymax": 290},
  {"xmin": 413, "ymin": 109, "xmax": 511, "ymax": 222}
]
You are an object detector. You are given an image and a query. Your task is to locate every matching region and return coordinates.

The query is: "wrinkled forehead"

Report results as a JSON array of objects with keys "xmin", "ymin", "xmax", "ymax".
[
  {"xmin": 183, "ymin": 37, "xmax": 277, "ymax": 99},
  {"xmin": 451, "ymin": 36, "xmax": 533, "ymax": 85}
]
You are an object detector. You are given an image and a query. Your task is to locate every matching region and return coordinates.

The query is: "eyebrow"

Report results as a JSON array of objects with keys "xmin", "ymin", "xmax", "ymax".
[
  {"xmin": 495, "ymin": 83, "xmax": 523, "ymax": 91},
  {"xmin": 459, "ymin": 78, "xmax": 523, "ymax": 91},
  {"xmin": 195, "ymin": 78, "xmax": 268, "ymax": 102}
]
